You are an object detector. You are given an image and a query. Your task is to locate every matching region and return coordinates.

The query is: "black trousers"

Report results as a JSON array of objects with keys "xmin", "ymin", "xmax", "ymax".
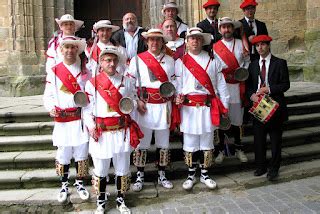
[{"xmin": 253, "ymin": 114, "xmax": 283, "ymax": 171}]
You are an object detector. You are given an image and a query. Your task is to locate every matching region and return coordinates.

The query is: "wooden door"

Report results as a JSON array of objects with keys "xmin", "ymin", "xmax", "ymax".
[{"xmin": 74, "ymin": 0, "xmax": 142, "ymax": 39}]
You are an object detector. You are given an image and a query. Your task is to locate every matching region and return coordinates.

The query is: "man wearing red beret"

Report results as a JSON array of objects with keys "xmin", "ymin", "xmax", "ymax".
[
  {"xmin": 239, "ymin": 0, "xmax": 268, "ymax": 61},
  {"xmin": 246, "ymin": 35, "xmax": 290, "ymax": 181},
  {"xmin": 197, "ymin": 0, "xmax": 222, "ymax": 55}
]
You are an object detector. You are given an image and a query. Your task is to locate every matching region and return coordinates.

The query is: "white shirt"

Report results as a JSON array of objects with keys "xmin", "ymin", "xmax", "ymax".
[
  {"xmin": 245, "ymin": 17, "xmax": 257, "ymax": 35},
  {"xmin": 258, "ymin": 52, "xmax": 271, "ymax": 90},
  {"xmin": 166, "ymin": 38, "xmax": 184, "ymax": 51},
  {"xmin": 124, "ymin": 26, "xmax": 142, "ymax": 59},
  {"xmin": 176, "ymin": 20, "xmax": 188, "ymax": 36}
]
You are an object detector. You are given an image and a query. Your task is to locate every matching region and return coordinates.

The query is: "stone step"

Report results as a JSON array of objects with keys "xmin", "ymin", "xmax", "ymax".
[
  {"xmin": 0, "ymin": 159, "xmax": 320, "ymax": 213},
  {"xmin": 0, "ymin": 111, "xmax": 49, "ymax": 124},
  {"xmin": 287, "ymin": 100, "xmax": 320, "ymax": 115},
  {"xmin": 1, "ymin": 110, "xmax": 320, "ymax": 137},
  {"xmin": 1, "ymin": 125, "xmax": 320, "ymax": 170},
  {"xmin": 0, "ymin": 121, "xmax": 54, "ymax": 136},
  {"xmin": 0, "ymin": 124, "xmax": 319, "ymax": 154},
  {"xmin": 1, "ymin": 91, "xmax": 320, "ymax": 124},
  {"xmin": 0, "ymin": 142, "xmax": 319, "ymax": 190}
]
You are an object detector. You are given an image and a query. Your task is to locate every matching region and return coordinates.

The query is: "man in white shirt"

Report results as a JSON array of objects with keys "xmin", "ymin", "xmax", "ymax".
[
  {"xmin": 247, "ymin": 35, "xmax": 290, "ymax": 181},
  {"xmin": 46, "ymin": 14, "xmax": 84, "ymax": 73},
  {"xmin": 126, "ymin": 29, "xmax": 176, "ymax": 192},
  {"xmin": 43, "ymin": 36, "xmax": 90, "ymax": 203},
  {"xmin": 175, "ymin": 27, "xmax": 229, "ymax": 190},
  {"xmin": 213, "ymin": 17, "xmax": 250, "ymax": 164},
  {"xmin": 112, "ymin": 12, "xmax": 147, "ymax": 60},
  {"xmin": 85, "ymin": 20, "xmax": 128, "ymax": 76}
]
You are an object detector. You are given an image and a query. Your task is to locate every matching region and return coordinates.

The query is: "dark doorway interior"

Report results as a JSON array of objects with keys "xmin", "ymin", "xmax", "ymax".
[{"xmin": 74, "ymin": 0, "xmax": 142, "ymax": 39}]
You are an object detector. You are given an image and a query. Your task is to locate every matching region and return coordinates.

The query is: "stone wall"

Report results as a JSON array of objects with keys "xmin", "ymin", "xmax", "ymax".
[
  {"xmin": 0, "ymin": 0, "xmax": 73, "ymax": 96},
  {"xmin": 149, "ymin": 0, "xmax": 320, "ymax": 83}
]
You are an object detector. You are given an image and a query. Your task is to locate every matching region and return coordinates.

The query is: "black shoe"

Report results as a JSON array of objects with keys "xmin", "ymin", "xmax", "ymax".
[
  {"xmin": 267, "ymin": 170, "xmax": 279, "ymax": 181},
  {"xmin": 254, "ymin": 168, "xmax": 267, "ymax": 176}
]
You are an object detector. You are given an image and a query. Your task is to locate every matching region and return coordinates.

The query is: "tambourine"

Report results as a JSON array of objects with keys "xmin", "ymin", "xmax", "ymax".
[
  {"xmin": 73, "ymin": 91, "xmax": 88, "ymax": 107},
  {"xmin": 159, "ymin": 81, "xmax": 176, "ymax": 98},
  {"xmin": 119, "ymin": 97, "xmax": 134, "ymax": 114},
  {"xmin": 234, "ymin": 67, "xmax": 249, "ymax": 81},
  {"xmin": 219, "ymin": 115, "xmax": 231, "ymax": 130}
]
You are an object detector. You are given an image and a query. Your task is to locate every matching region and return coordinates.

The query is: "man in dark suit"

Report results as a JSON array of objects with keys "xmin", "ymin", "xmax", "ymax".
[
  {"xmin": 246, "ymin": 35, "xmax": 290, "ymax": 181},
  {"xmin": 112, "ymin": 12, "xmax": 147, "ymax": 60},
  {"xmin": 239, "ymin": 0, "xmax": 268, "ymax": 61},
  {"xmin": 196, "ymin": 0, "xmax": 222, "ymax": 55}
]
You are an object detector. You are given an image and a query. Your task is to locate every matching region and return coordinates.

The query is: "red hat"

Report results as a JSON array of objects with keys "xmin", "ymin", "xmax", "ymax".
[
  {"xmin": 251, "ymin": 35, "xmax": 272, "ymax": 45},
  {"xmin": 240, "ymin": 0, "xmax": 258, "ymax": 9},
  {"xmin": 203, "ymin": 0, "xmax": 220, "ymax": 9}
]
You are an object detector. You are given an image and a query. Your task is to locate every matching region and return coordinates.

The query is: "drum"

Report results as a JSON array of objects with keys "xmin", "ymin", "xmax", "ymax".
[
  {"xmin": 159, "ymin": 81, "xmax": 176, "ymax": 98},
  {"xmin": 249, "ymin": 94, "xmax": 279, "ymax": 123},
  {"xmin": 234, "ymin": 67, "xmax": 249, "ymax": 81},
  {"xmin": 119, "ymin": 97, "xmax": 134, "ymax": 114},
  {"xmin": 73, "ymin": 91, "xmax": 88, "ymax": 107},
  {"xmin": 219, "ymin": 115, "xmax": 231, "ymax": 130}
]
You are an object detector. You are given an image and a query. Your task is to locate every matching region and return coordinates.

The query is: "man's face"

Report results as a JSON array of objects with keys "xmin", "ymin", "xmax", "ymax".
[
  {"xmin": 220, "ymin": 23, "xmax": 234, "ymax": 39},
  {"xmin": 164, "ymin": 8, "xmax": 178, "ymax": 19},
  {"xmin": 147, "ymin": 37, "xmax": 164, "ymax": 54},
  {"xmin": 123, "ymin": 13, "xmax": 137, "ymax": 32},
  {"xmin": 256, "ymin": 42, "xmax": 270, "ymax": 58},
  {"xmin": 205, "ymin": 5, "xmax": 219, "ymax": 19},
  {"xmin": 243, "ymin": 6, "xmax": 256, "ymax": 20},
  {"xmin": 187, "ymin": 35, "xmax": 203, "ymax": 52},
  {"xmin": 60, "ymin": 21, "xmax": 76, "ymax": 36},
  {"xmin": 61, "ymin": 44, "xmax": 78, "ymax": 61},
  {"xmin": 100, "ymin": 53, "xmax": 119, "ymax": 76},
  {"xmin": 162, "ymin": 20, "xmax": 177, "ymax": 41},
  {"xmin": 97, "ymin": 27, "xmax": 113, "ymax": 43}
]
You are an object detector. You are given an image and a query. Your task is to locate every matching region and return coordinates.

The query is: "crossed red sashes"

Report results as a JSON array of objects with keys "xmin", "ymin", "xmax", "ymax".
[
  {"xmin": 183, "ymin": 54, "xmax": 228, "ymax": 126},
  {"xmin": 138, "ymin": 51, "xmax": 180, "ymax": 130},
  {"xmin": 90, "ymin": 72, "xmax": 144, "ymax": 148}
]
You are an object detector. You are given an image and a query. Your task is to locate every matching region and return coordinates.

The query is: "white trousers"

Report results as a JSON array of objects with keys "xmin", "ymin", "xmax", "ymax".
[
  {"xmin": 183, "ymin": 132, "xmax": 214, "ymax": 152},
  {"xmin": 138, "ymin": 126, "xmax": 170, "ymax": 149},
  {"xmin": 228, "ymin": 103, "xmax": 244, "ymax": 126},
  {"xmin": 56, "ymin": 143, "xmax": 89, "ymax": 165},
  {"xmin": 92, "ymin": 152, "xmax": 131, "ymax": 177}
]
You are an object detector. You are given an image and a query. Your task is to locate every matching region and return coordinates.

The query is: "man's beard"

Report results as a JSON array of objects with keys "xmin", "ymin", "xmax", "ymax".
[
  {"xmin": 123, "ymin": 22, "xmax": 137, "ymax": 32},
  {"xmin": 222, "ymin": 32, "xmax": 233, "ymax": 39}
]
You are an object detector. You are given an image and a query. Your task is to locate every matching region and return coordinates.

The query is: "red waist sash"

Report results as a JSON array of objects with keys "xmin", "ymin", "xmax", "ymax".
[
  {"xmin": 54, "ymin": 107, "xmax": 81, "ymax": 122},
  {"xmin": 138, "ymin": 88, "xmax": 168, "ymax": 104},
  {"xmin": 183, "ymin": 94, "xmax": 212, "ymax": 107},
  {"xmin": 96, "ymin": 116, "xmax": 125, "ymax": 131}
]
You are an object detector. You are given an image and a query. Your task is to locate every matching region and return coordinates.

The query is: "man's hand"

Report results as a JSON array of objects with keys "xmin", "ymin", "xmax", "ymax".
[
  {"xmin": 248, "ymin": 35, "xmax": 255, "ymax": 43},
  {"xmin": 175, "ymin": 94, "xmax": 185, "ymax": 105},
  {"xmin": 257, "ymin": 86, "xmax": 269, "ymax": 96},
  {"xmin": 250, "ymin": 93, "xmax": 260, "ymax": 103},
  {"xmin": 137, "ymin": 100, "xmax": 147, "ymax": 115},
  {"xmin": 89, "ymin": 128, "xmax": 99, "ymax": 142},
  {"xmin": 49, "ymin": 109, "xmax": 58, "ymax": 117}
]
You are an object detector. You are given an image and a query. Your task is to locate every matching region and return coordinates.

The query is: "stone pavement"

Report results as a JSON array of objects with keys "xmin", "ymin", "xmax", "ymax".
[
  {"xmin": 0, "ymin": 81, "xmax": 320, "ymax": 113},
  {"xmin": 0, "ymin": 159, "xmax": 320, "ymax": 213}
]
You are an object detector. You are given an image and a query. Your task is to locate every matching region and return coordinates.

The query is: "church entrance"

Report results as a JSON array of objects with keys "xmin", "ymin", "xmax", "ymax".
[{"xmin": 74, "ymin": 0, "xmax": 143, "ymax": 39}]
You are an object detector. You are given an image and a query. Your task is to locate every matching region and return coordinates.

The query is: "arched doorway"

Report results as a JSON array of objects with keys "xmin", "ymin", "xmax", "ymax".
[{"xmin": 74, "ymin": 0, "xmax": 143, "ymax": 39}]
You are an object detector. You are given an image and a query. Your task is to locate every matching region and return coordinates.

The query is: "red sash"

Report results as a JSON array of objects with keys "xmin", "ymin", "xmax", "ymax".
[
  {"xmin": 87, "ymin": 45, "xmax": 101, "ymax": 63},
  {"xmin": 183, "ymin": 54, "xmax": 228, "ymax": 126},
  {"xmin": 90, "ymin": 72, "xmax": 143, "ymax": 148},
  {"xmin": 138, "ymin": 51, "xmax": 168, "ymax": 82},
  {"xmin": 53, "ymin": 62, "xmax": 81, "ymax": 94},
  {"xmin": 213, "ymin": 40, "xmax": 246, "ymax": 104}
]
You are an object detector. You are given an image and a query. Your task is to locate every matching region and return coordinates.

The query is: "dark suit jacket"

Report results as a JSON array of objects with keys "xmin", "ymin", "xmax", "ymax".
[
  {"xmin": 197, "ymin": 19, "xmax": 222, "ymax": 54},
  {"xmin": 112, "ymin": 28, "xmax": 147, "ymax": 55},
  {"xmin": 246, "ymin": 55, "xmax": 290, "ymax": 122},
  {"xmin": 239, "ymin": 18, "xmax": 268, "ymax": 61}
]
